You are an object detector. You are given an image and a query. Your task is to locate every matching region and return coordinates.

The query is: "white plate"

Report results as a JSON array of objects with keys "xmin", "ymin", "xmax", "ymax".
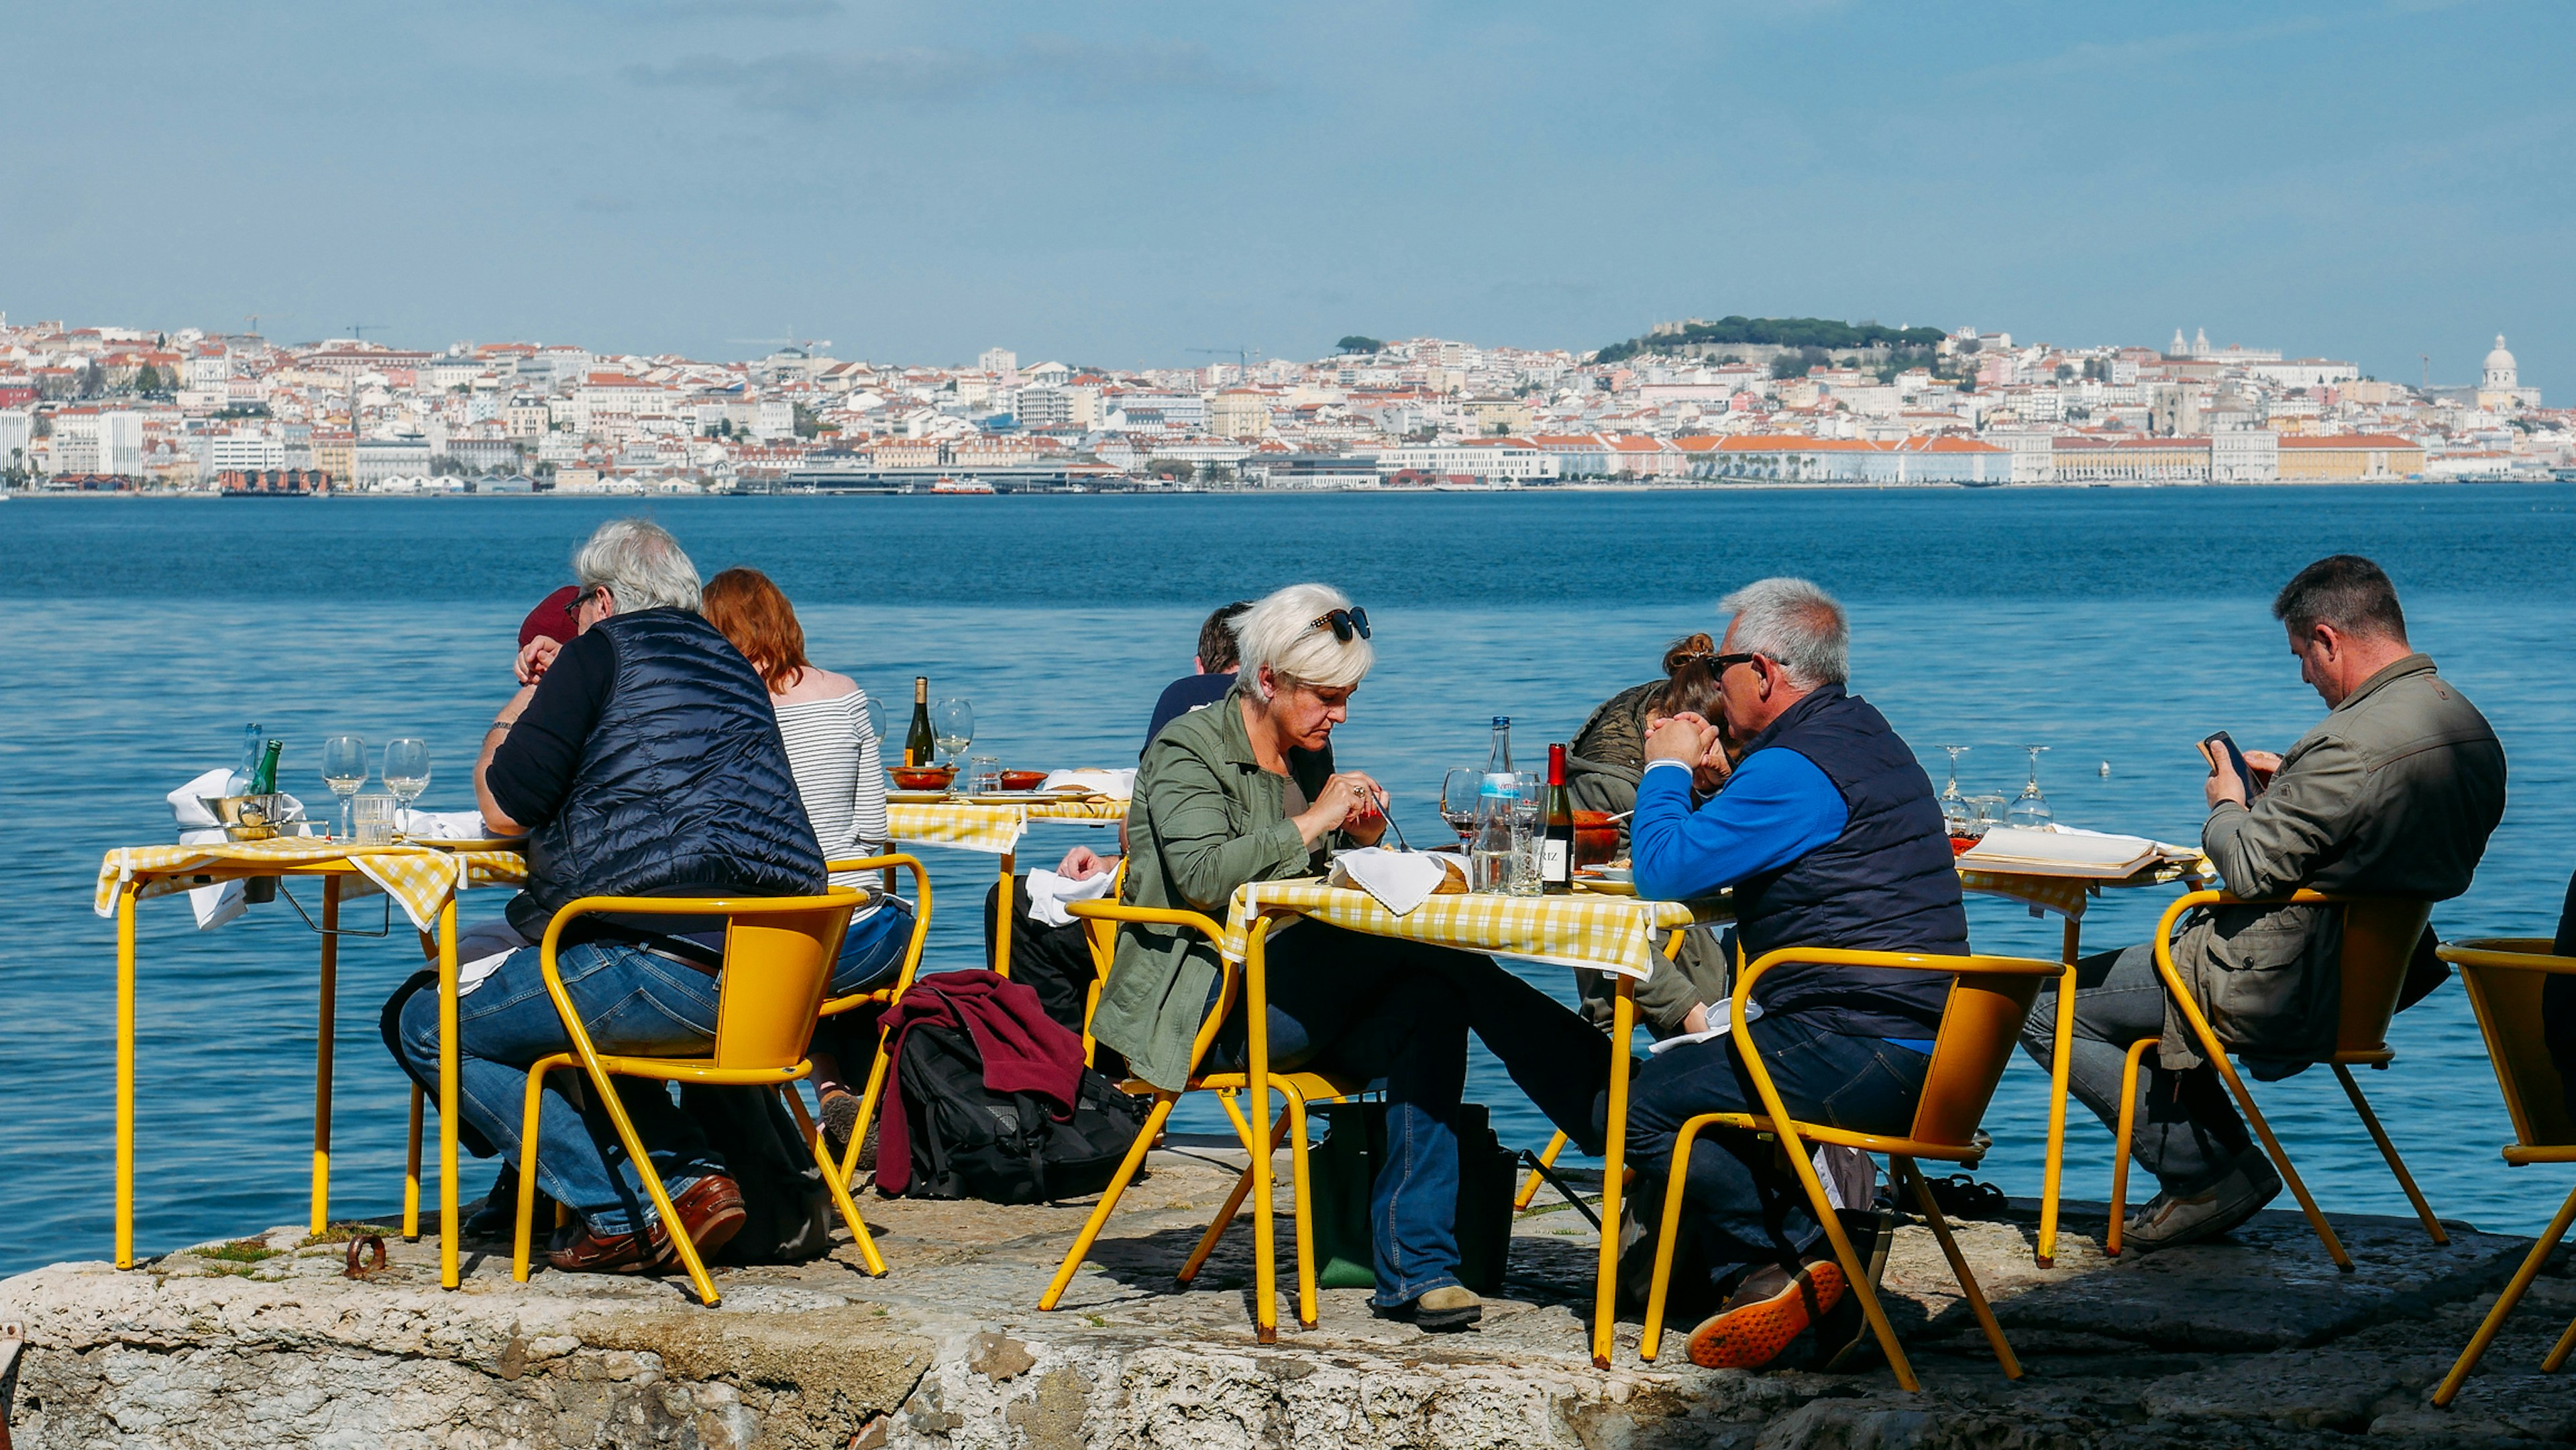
[{"xmin": 1579, "ymin": 866, "xmax": 1632, "ymax": 884}]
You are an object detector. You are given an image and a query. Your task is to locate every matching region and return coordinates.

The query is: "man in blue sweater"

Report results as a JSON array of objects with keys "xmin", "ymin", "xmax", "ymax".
[{"xmin": 1621, "ymin": 577, "xmax": 1967, "ymax": 1371}]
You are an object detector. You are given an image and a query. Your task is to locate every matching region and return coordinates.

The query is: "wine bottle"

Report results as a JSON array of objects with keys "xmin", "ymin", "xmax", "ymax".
[
  {"xmin": 227, "ymin": 723, "xmax": 262, "ymax": 796},
  {"xmin": 905, "ymin": 676, "xmax": 936, "ymax": 768},
  {"xmin": 249, "ymin": 738, "xmax": 284, "ymax": 796},
  {"xmin": 1540, "ymin": 742, "xmax": 1575, "ymax": 892}
]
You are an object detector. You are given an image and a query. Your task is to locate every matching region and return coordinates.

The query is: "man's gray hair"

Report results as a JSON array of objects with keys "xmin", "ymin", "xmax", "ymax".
[
  {"xmin": 573, "ymin": 517, "xmax": 702, "ymax": 613},
  {"xmin": 1719, "ymin": 576, "xmax": 1848, "ymax": 687}
]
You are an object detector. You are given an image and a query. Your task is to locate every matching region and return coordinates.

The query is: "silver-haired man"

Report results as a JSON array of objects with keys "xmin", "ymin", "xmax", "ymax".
[{"xmin": 1619, "ymin": 577, "xmax": 1967, "ymax": 1371}]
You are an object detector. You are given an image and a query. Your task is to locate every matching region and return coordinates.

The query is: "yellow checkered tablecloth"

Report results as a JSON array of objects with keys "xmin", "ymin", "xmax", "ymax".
[
  {"xmin": 95, "ymin": 837, "xmax": 529, "ymax": 931},
  {"xmin": 1220, "ymin": 880, "xmax": 1699, "ymax": 982},
  {"xmin": 886, "ymin": 797, "xmax": 1126, "ymax": 856}
]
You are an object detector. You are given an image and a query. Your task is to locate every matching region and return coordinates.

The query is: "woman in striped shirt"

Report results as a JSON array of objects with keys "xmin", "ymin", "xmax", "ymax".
[{"xmin": 704, "ymin": 568, "xmax": 916, "ymax": 1157}]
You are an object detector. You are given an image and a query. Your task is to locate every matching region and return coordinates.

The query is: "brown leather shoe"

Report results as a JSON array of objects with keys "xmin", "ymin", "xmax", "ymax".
[
  {"xmin": 546, "ymin": 1216, "xmax": 657, "ymax": 1274},
  {"xmin": 645, "ymin": 1173, "xmax": 748, "ymax": 1272}
]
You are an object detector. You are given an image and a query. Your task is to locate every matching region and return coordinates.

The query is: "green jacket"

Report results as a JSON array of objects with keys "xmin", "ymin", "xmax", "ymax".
[{"xmin": 1089, "ymin": 681, "xmax": 1350, "ymax": 1090}]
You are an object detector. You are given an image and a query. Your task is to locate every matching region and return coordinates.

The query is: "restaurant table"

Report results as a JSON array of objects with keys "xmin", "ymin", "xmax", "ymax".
[
  {"xmin": 885, "ymin": 794, "xmax": 1126, "ymax": 974},
  {"xmin": 1218, "ymin": 878, "xmax": 1711, "ymax": 1369},
  {"xmin": 94, "ymin": 835, "xmax": 528, "ymax": 1289},
  {"xmin": 1956, "ymin": 853, "xmax": 2210, "ymax": 1267}
]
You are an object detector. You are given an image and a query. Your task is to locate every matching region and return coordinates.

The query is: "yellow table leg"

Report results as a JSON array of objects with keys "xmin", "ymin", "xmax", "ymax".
[
  {"xmin": 2035, "ymin": 916, "xmax": 2081, "ymax": 1267},
  {"xmin": 1592, "ymin": 976, "xmax": 1633, "ymax": 1369},
  {"xmin": 1246, "ymin": 921, "xmax": 1276, "ymax": 1344},
  {"xmin": 311, "ymin": 876, "xmax": 340, "ymax": 1236},
  {"xmin": 993, "ymin": 850, "xmax": 1016, "ymax": 976},
  {"xmin": 115, "ymin": 884, "xmax": 138, "ymax": 1268},
  {"xmin": 438, "ymin": 895, "xmax": 462, "ymax": 1289}
]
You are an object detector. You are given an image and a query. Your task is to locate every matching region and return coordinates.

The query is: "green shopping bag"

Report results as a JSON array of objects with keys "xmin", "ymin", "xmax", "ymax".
[{"xmin": 1304, "ymin": 1101, "xmax": 1517, "ymax": 1294}]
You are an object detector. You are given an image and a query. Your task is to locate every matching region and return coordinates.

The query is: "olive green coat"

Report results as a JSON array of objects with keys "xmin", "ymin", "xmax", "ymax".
[{"xmin": 1087, "ymin": 681, "xmax": 1354, "ymax": 1091}]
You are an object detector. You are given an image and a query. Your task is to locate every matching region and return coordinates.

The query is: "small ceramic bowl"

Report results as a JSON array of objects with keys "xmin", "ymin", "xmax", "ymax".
[
  {"xmin": 999, "ymin": 770, "xmax": 1049, "ymax": 792},
  {"xmin": 890, "ymin": 765, "xmax": 957, "ymax": 790}
]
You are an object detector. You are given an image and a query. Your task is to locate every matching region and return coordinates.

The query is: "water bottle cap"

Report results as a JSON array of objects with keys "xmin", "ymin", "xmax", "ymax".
[{"xmin": 1491, "ymin": 715, "xmax": 1509, "ymax": 727}]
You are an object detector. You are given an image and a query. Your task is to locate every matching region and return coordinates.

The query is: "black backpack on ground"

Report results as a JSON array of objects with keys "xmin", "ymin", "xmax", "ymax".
[
  {"xmin": 676, "ymin": 1084, "xmax": 833, "ymax": 1264},
  {"xmin": 894, "ymin": 1021, "xmax": 1151, "ymax": 1203}
]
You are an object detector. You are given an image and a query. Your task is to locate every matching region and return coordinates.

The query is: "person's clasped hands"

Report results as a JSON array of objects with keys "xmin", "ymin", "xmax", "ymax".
[{"xmin": 1646, "ymin": 711, "xmax": 1733, "ymax": 792}]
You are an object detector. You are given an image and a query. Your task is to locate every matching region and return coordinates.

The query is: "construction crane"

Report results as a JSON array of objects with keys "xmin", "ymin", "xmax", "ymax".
[
  {"xmin": 2421, "ymin": 354, "xmax": 2431, "ymax": 392},
  {"xmin": 345, "ymin": 323, "xmax": 386, "ymax": 344},
  {"xmin": 1187, "ymin": 346, "xmax": 1262, "ymax": 373}
]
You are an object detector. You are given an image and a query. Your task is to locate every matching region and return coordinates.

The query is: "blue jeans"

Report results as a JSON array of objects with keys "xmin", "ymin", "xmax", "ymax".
[
  {"xmin": 1206, "ymin": 921, "xmax": 1477, "ymax": 1306},
  {"xmin": 2017, "ymin": 941, "xmax": 2249, "ymax": 1196},
  {"xmin": 833, "ymin": 896, "xmax": 916, "ymax": 997},
  {"xmin": 397, "ymin": 939, "xmax": 725, "ymax": 1235},
  {"xmin": 1618, "ymin": 1014, "xmax": 1927, "ymax": 1296}
]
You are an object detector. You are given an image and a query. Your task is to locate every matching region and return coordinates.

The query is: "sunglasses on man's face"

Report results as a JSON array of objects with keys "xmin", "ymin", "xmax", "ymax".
[
  {"xmin": 1711, "ymin": 652, "xmax": 1762, "ymax": 677},
  {"xmin": 1310, "ymin": 607, "xmax": 1371, "ymax": 642},
  {"xmin": 566, "ymin": 586, "xmax": 606, "ymax": 617}
]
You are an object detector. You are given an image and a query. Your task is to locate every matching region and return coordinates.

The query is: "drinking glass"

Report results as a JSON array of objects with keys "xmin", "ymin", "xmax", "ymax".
[
  {"xmin": 2008, "ymin": 745, "xmax": 2052, "ymax": 831},
  {"xmin": 321, "ymin": 735, "xmax": 370, "ymax": 839},
  {"xmin": 1968, "ymin": 794, "xmax": 2008, "ymax": 838},
  {"xmin": 1439, "ymin": 768, "xmax": 1483, "ymax": 841},
  {"xmin": 382, "ymin": 738, "xmax": 431, "ymax": 837},
  {"xmin": 1508, "ymin": 773, "xmax": 1546, "ymax": 896},
  {"xmin": 970, "ymin": 754, "xmax": 1002, "ymax": 795},
  {"xmin": 352, "ymin": 793, "xmax": 397, "ymax": 845},
  {"xmin": 861, "ymin": 694, "xmax": 888, "ymax": 745},
  {"xmin": 1937, "ymin": 745, "xmax": 1970, "ymax": 834},
  {"xmin": 932, "ymin": 698, "xmax": 975, "ymax": 766}
]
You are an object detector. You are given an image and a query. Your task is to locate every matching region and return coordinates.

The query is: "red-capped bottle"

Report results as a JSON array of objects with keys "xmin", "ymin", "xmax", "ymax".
[{"xmin": 1541, "ymin": 743, "xmax": 1575, "ymax": 892}]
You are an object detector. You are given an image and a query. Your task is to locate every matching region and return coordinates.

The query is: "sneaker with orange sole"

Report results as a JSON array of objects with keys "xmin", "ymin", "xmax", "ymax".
[{"xmin": 1684, "ymin": 1258, "xmax": 1847, "ymax": 1369}]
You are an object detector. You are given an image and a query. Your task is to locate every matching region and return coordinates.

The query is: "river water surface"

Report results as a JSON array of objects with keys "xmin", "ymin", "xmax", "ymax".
[{"xmin": 6, "ymin": 486, "xmax": 2574, "ymax": 1276}]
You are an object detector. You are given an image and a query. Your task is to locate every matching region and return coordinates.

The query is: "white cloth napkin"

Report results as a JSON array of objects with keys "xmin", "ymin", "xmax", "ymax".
[
  {"xmin": 402, "ymin": 809, "xmax": 492, "ymax": 841},
  {"xmin": 1037, "ymin": 768, "xmax": 1136, "ymax": 801},
  {"xmin": 1024, "ymin": 867, "xmax": 1114, "ymax": 927},
  {"xmin": 453, "ymin": 920, "xmax": 533, "ymax": 997},
  {"xmin": 1328, "ymin": 847, "xmax": 1460, "ymax": 917},
  {"xmin": 167, "ymin": 768, "xmax": 309, "ymax": 931}
]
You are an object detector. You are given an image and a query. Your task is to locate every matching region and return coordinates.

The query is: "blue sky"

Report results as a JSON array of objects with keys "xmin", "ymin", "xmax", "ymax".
[{"xmin": 5, "ymin": 1, "xmax": 2567, "ymax": 393}]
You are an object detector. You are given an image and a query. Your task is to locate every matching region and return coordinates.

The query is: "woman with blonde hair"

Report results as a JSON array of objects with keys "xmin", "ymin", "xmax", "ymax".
[
  {"xmin": 701, "ymin": 567, "xmax": 916, "ymax": 1156},
  {"xmin": 1087, "ymin": 583, "xmax": 1609, "ymax": 1333}
]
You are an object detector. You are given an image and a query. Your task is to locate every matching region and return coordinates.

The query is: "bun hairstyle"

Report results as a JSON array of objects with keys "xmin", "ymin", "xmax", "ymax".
[
  {"xmin": 1653, "ymin": 631, "xmax": 1723, "ymax": 721},
  {"xmin": 1662, "ymin": 633, "xmax": 1716, "ymax": 676}
]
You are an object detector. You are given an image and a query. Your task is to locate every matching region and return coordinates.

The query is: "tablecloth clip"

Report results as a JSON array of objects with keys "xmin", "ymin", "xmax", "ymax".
[{"xmin": 276, "ymin": 880, "xmax": 394, "ymax": 938}]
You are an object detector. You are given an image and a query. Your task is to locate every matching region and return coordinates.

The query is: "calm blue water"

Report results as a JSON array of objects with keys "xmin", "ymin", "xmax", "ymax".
[{"xmin": 6, "ymin": 487, "xmax": 2575, "ymax": 1276}]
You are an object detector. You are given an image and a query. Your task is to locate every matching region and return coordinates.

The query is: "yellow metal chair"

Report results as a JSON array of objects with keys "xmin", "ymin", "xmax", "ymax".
[
  {"xmin": 1636, "ymin": 945, "xmax": 2062, "ymax": 1390},
  {"xmin": 809, "ymin": 856, "xmax": 934, "ymax": 1210},
  {"xmin": 2430, "ymin": 939, "xmax": 2576, "ymax": 1406},
  {"xmin": 508, "ymin": 890, "xmax": 872, "ymax": 1307},
  {"xmin": 1039, "ymin": 902, "xmax": 1366, "ymax": 1342},
  {"xmin": 2106, "ymin": 890, "xmax": 2442, "ymax": 1270}
]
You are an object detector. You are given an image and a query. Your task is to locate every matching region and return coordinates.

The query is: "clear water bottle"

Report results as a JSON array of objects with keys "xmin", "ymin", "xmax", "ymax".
[
  {"xmin": 1483, "ymin": 715, "xmax": 1513, "ymax": 792},
  {"xmin": 225, "ymin": 723, "xmax": 262, "ymax": 797},
  {"xmin": 1468, "ymin": 774, "xmax": 1517, "ymax": 892}
]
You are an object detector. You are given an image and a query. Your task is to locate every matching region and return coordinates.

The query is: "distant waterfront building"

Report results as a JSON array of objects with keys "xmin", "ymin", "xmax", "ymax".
[
  {"xmin": 2276, "ymin": 433, "xmax": 2424, "ymax": 482},
  {"xmin": 1683, "ymin": 434, "xmax": 2010, "ymax": 486},
  {"xmin": 0, "ymin": 409, "xmax": 30, "ymax": 475},
  {"xmin": 2049, "ymin": 434, "xmax": 2210, "ymax": 485},
  {"xmin": 99, "ymin": 411, "xmax": 143, "ymax": 477},
  {"xmin": 219, "ymin": 468, "xmax": 333, "ymax": 495},
  {"xmin": 2210, "ymin": 429, "xmax": 2281, "ymax": 483},
  {"xmin": 352, "ymin": 438, "xmax": 433, "ymax": 488},
  {"xmin": 1206, "ymin": 389, "xmax": 1273, "ymax": 439},
  {"xmin": 208, "ymin": 430, "xmax": 286, "ymax": 473}
]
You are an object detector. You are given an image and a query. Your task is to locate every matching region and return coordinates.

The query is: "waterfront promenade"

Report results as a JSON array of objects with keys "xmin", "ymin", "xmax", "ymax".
[{"xmin": 4, "ymin": 1150, "xmax": 2565, "ymax": 1448}]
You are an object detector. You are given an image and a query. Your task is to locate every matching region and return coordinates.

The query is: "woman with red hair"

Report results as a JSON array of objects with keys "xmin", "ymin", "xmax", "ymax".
[{"xmin": 702, "ymin": 566, "xmax": 912, "ymax": 1159}]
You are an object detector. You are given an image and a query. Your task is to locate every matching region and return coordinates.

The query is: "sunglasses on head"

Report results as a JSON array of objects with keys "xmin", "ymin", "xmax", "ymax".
[{"xmin": 1310, "ymin": 607, "xmax": 1371, "ymax": 642}]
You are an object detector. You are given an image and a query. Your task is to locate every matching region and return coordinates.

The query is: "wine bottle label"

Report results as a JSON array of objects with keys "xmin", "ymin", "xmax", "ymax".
[{"xmin": 1540, "ymin": 839, "xmax": 1570, "ymax": 878}]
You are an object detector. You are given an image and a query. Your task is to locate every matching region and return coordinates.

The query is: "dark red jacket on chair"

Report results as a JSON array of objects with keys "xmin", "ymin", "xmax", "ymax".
[{"xmin": 873, "ymin": 968, "xmax": 1086, "ymax": 1196}]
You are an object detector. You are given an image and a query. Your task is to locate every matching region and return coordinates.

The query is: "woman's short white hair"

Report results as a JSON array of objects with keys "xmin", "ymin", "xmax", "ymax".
[
  {"xmin": 1719, "ymin": 576, "xmax": 1847, "ymax": 687},
  {"xmin": 574, "ymin": 517, "xmax": 702, "ymax": 613},
  {"xmin": 1232, "ymin": 582, "xmax": 1374, "ymax": 698}
]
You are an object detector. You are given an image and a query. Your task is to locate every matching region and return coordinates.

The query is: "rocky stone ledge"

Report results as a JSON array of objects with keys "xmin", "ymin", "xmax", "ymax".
[{"xmin": 3, "ymin": 1151, "xmax": 2570, "ymax": 1448}]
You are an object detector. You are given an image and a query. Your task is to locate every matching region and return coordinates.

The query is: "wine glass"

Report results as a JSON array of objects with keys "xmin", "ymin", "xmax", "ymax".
[
  {"xmin": 321, "ymin": 735, "xmax": 370, "ymax": 839},
  {"xmin": 932, "ymin": 698, "xmax": 975, "ymax": 767},
  {"xmin": 382, "ymin": 738, "xmax": 431, "ymax": 837},
  {"xmin": 859, "ymin": 693, "xmax": 888, "ymax": 745},
  {"xmin": 2007, "ymin": 745, "xmax": 2051, "ymax": 831},
  {"xmin": 1937, "ymin": 744, "xmax": 1969, "ymax": 833},
  {"xmin": 1439, "ymin": 768, "xmax": 1482, "ymax": 841}
]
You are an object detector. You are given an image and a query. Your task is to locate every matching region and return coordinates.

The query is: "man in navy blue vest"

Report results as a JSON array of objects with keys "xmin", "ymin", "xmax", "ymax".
[
  {"xmin": 393, "ymin": 518, "xmax": 827, "ymax": 1279},
  {"xmin": 1619, "ymin": 576, "xmax": 1967, "ymax": 1371}
]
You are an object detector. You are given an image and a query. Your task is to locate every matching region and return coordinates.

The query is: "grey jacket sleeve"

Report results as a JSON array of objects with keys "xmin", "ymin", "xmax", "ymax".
[{"xmin": 2201, "ymin": 733, "xmax": 2367, "ymax": 899}]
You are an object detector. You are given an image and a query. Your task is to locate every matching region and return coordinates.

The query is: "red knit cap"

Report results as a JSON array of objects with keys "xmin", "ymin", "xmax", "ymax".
[{"xmin": 519, "ymin": 586, "xmax": 582, "ymax": 648}]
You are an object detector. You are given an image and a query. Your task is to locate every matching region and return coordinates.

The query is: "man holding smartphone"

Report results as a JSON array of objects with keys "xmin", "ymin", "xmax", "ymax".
[{"xmin": 2023, "ymin": 555, "xmax": 2506, "ymax": 1253}]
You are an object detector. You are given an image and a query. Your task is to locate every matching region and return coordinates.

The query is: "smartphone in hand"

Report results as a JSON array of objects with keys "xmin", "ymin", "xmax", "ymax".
[{"xmin": 2200, "ymin": 731, "xmax": 2262, "ymax": 800}]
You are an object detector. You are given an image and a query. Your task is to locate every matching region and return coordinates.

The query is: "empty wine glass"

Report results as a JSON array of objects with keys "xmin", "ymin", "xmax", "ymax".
[
  {"xmin": 860, "ymin": 693, "xmax": 888, "ymax": 745},
  {"xmin": 382, "ymin": 738, "xmax": 431, "ymax": 838},
  {"xmin": 2007, "ymin": 745, "xmax": 2051, "ymax": 831},
  {"xmin": 321, "ymin": 735, "xmax": 370, "ymax": 839},
  {"xmin": 1937, "ymin": 744, "xmax": 1970, "ymax": 833},
  {"xmin": 931, "ymin": 698, "xmax": 974, "ymax": 767},
  {"xmin": 1440, "ymin": 768, "xmax": 1482, "ymax": 841}
]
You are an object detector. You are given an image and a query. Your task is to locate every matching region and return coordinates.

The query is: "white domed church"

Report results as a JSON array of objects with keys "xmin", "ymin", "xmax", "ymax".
[{"xmin": 2476, "ymin": 335, "xmax": 2542, "ymax": 411}]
